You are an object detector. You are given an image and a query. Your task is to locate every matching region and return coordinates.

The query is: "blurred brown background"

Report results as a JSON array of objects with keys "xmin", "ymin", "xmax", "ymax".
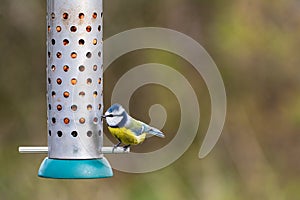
[{"xmin": 1, "ymin": 0, "xmax": 300, "ymax": 199}]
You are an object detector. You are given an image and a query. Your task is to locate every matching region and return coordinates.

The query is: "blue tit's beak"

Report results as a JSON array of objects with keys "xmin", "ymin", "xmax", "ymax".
[{"xmin": 102, "ymin": 114, "xmax": 114, "ymax": 118}]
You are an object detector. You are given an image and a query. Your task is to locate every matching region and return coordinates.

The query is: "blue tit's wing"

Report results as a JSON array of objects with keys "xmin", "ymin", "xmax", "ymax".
[
  {"xmin": 124, "ymin": 118, "xmax": 145, "ymax": 136},
  {"xmin": 142, "ymin": 123, "xmax": 165, "ymax": 138},
  {"xmin": 126, "ymin": 117, "xmax": 165, "ymax": 138}
]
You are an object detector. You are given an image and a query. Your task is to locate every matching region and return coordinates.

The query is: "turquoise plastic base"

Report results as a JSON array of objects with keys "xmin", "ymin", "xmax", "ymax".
[{"xmin": 38, "ymin": 157, "xmax": 113, "ymax": 179}]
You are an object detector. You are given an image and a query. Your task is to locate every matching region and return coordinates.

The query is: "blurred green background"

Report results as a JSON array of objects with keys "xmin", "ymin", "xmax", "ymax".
[{"xmin": 0, "ymin": 0, "xmax": 299, "ymax": 199}]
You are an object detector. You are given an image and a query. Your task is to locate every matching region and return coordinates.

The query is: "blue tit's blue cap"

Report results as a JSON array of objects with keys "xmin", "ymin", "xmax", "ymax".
[{"xmin": 108, "ymin": 104, "xmax": 122, "ymax": 113}]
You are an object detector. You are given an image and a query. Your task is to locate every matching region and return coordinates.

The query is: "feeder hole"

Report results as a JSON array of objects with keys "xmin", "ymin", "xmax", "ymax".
[
  {"xmin": 79, "ymin": 39, "xmax": 85, "ymax": 45},
  {"xmin": 56, "ymin": 26, "xmax": 61, "ymax": 32},
  {"xmin": 98, "ymin": 130, "xmax": 102, "ymax": 136},
  {"xmin": 93, "ymin": 117, "xmax": 98, "ymax": 124},
  {"xmin": 98, "ymin": 104, "xmax": 102, "ymax": 110},
  {"xmin": 71, "ymin": 78, "xmax": 77, "ymax": 85},
  {"xmin": 93, "ymin": 39, "xmax": 97, "ymax": 45},
  {"xmin": 79, "ymin": 91, "xmax": 85, "ymax": 97},
  {"xmin": 86, "ymin": 26, "xmax": 92, "ymax": 32},
  {"xmin": 52, "ymin": 91, "xmax": 56, "ymax": 97},
  {"xmin": 48, "ymin": 78, "xmax": 51, "ymax": 84},
  {"xmin": 51, "ymin": 65, "xmax": 56, "ymax": 71},
  {"xmin": 56, "ymin": 78, "xmax": 62, "ymax": 85},
  {"xmin": 63, "ymin": 39, "xmax": 69, "ymax": 46},
  {"xmin": 71, "ymin": 52, "xmax": 77, "ymax": 59},
  {"xmin": 87, "ymin": 78, "xmax": 92, "ymax": 85},
  {"xmin": 98, "ymin": 51, "xmax": 102, "ymax": 57},
  {"xmin": 98, "ymin": 25, "xmax": 101, "ymax": 32},
  {"xmin": 48, "ymin": 104, "xmax": 51, "ymax": 110},
  {"xmin": 93, "ymin": 91, "xmax": 98, "ymax": 97},
  {"xmin": 63, "ymin": 65, "xmax": 69, "ymax": 72},
  {"xmin": 52, "ymin": 118, "xmax": 56, "ymax": 124},
  {"xmin": 70, "ymin": 26, "xmax": 77, "ymax": 32},
  {"xmin": 64, "ymin": 118, "xmax": 70, "ymax": 124},
  {"xmin": 79, "ymin": 118, "xmax": 85, "ymax": 124},
  {"xmin": 63, "ymin": 91, "xmax": 70, "ymax": 98},
  {"xmin": 87, "ymin": 131, "xmax": 93, "ymax": 137},
  {"xmin": 71, "ymin": 105, "xmax": 78, "ymax": 111},
  {"xmin": 79, "ymin": 65, "xmax": 85, "ymax": 72},
  {"xmin": 57, "ymin": 131, "xmax": 63, "ymax": 137},
  {"xmin": 51, "ymin": 39, "xmax": 55, "ymax": 45},
  {"xmin": 48, "ymin": 52, "xmax": 51, "ymax": 58},
  {"xmin": 79, "ymin": 13, "xmax": 84, "ymax": 19},
  {"xmin": 93, "ymin": 12, "xmax": 97, "ymax": 19},
  {"xmin": 49, "ymin": 130, "xmax": 51, "ymax": 136},
  {"xmin": 57, "ymin": 104, "xmax": 62, "ymax": 111},
  {"xmin": 48, "ymin": 26, "xmax": 51, "ymax": 32},
  {"xmin": 71, "ymin": 131, "xmax": 78, "ymax": 137},
  {"xmin": 87, "ymin": 105, "xmax": 92, "ymax": 111},
  {"xmin": 86, "ymin": 52, "xmax": 92, "ymax": 58},
  {"xmin": 56, "ymin": 52, "xmax": 62, "ymax": 58},
  {"xmin": 63, "ymin": 13, "xmax": 68, "ymax": 19},
  {"xmin": 98, "ymin": 78, "xmax": 102, "ymax": 84},
  {"xmin": 51, "ymin": 13, "xmax": 55, "ymax": 19},
  {"xmin": 93, "ymin": 65, "xmax": 97, "ymax": 71}
]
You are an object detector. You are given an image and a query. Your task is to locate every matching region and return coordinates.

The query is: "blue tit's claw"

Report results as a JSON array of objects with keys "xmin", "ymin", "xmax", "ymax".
[
  {"xmin": 114, "ymin": 142, "xmax": 121, "ymax": 148},
  {"xmin": 123, "ymin": 145, "xmax": 130, "ymax": 152},
  {"xmin": 112, "ymin": 141, "xmax": 122, "ymax": 153}
]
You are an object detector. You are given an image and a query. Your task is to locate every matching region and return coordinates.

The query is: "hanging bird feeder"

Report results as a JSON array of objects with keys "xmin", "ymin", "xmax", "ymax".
[{"xmin": 18, "ymin": 0, "xmax": 128, "ymax": 179}]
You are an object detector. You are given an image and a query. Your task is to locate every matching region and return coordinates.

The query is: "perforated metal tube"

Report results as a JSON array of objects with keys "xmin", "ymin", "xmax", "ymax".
[{"xmin": 47, "ymin": 0, "xmax": 103, "ymax": 159}]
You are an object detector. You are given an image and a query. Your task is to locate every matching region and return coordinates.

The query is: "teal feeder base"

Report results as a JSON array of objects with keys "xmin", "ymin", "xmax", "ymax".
[{"xmin": 38, "ymin": 157, "xmax": 113, "ymax": 179}]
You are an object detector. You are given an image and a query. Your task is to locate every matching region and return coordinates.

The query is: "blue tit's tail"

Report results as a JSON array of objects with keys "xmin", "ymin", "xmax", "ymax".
[{"xmin": 146, "ymin": 126, "xmax": 165, "ymax": 138}]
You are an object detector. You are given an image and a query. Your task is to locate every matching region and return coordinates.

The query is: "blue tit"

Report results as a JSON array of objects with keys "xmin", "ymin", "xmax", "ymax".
[{"xmin": 102, "ymin": 104, "xmax": 165, "ymax": 150}]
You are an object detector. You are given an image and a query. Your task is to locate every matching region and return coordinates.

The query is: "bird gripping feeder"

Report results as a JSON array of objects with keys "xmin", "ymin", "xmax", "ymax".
[{"xmin": 19, "ymin": 0, "xmax": 128, "ymax": 179}]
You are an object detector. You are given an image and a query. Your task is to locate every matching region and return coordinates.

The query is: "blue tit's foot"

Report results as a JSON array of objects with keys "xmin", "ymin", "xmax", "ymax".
[
  {"xmin": 123, "ymin": 145, "xmax": 130, "ymax": 152},
  {"xmin": 112, "ymin": 141, "xmax": 122, "ymax": 153}
]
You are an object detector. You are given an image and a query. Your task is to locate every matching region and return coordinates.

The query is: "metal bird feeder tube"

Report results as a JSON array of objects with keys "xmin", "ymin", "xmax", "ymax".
[
  {"xmin": 17, "ymin": 0, "xmax": 129, "ymax": 179},
  {"xmin": 46, "ymin": 0, "xmax": 103, "ymax": 160},
  {"xmin": 41, "ymin": 0, "xmax": 112, "ymax": 179}
]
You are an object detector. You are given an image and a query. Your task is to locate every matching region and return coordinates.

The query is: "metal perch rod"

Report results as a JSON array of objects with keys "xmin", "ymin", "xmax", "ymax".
[{"xmin": 19, "ymin": 146, "xmax": 129, "ymax": 154}]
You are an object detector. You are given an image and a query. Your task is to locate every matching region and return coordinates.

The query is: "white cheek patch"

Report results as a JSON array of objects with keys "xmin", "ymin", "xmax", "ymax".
[{"xmin": 107, "ymin": 116, "xmax": 123, "ymax": 127}]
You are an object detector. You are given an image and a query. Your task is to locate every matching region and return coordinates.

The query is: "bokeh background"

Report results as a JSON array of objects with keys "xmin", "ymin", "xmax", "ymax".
[{"xmin": 0, "ymin": 0, "xmax": 299, "ymax": 199}]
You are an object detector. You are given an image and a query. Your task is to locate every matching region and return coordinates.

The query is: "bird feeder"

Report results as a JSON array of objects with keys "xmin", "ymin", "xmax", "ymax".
[{"xmin": 19, "ymin": 0, "xmax": 128, "ymax": 179}]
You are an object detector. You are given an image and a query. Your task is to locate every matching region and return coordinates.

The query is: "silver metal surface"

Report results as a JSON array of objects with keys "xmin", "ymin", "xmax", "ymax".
[
  {"xmin": 47, "ymin": 0, "xmax": 103, "ymax": 159},
  {"xmin": 19, "ymin": 147, "xmax": 48, "ymax": 154},
  {"xmin": 19, "ymin": 147, "xmax": 130, "ymax": 154}
]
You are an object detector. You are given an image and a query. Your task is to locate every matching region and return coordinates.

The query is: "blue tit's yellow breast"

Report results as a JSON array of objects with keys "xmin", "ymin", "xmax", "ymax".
[{"xmin": 108, "ymin": 127, "xmax": 142, "ymax": 145}]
